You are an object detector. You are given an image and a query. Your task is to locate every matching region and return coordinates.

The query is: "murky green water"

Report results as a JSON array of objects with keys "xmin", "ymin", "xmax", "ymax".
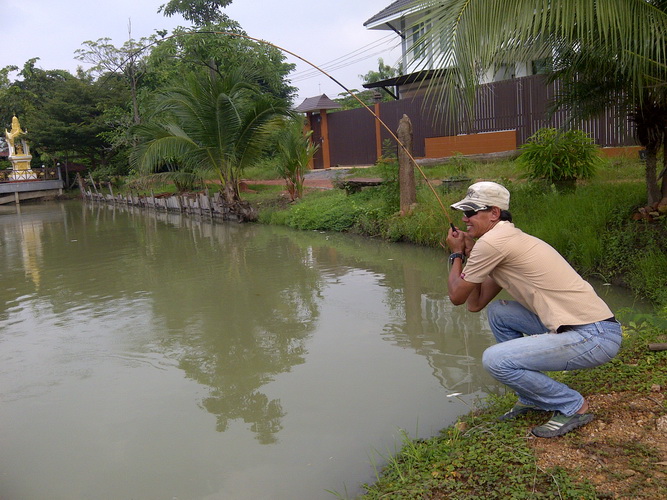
[{"xmin": 0, "ymin": 201, "xmax": 643, "ymax": 499}]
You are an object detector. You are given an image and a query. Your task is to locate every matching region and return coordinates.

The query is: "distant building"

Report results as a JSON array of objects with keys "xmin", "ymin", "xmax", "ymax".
[{"xmin": 363, "ymin": 1, "xmax": 545, "ymax": 99}]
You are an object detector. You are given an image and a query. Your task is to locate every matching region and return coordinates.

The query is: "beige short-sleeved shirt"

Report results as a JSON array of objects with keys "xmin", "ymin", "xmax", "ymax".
[{"xmin": 462, "ymin": 221, "xmax": 613, "ymax": 332}]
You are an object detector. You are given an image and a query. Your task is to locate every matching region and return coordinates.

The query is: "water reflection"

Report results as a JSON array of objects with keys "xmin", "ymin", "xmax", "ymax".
[
  {"xmin": 2, "ymin": 202, "xmax": 325, "ymax": 444},
  {"xmin": 92, "ymin": 204, "xmax": 327, "ymax": 444},
  {"xmin": 294, "ymin": 231, "xmax": 496, "ymax": 396}
]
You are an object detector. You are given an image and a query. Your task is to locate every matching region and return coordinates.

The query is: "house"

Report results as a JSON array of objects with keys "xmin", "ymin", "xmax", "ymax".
[
  {"xmin": 292, "ymin": 2, "xmax": 637, "ymax": 169},
  {"xmin": 363, "ymin": 0, "xmax": 544, "ymax": 99}
]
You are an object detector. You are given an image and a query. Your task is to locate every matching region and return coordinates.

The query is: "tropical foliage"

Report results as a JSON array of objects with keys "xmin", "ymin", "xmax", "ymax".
[
  {"xmin": 75, "ymin": 35, "xmax": 154, "ymax": 125},
  {"xmin": 146, "ymin": 20, "xmax": 297, "ymax": 103},
  {"xmin": 274, "ymin": 117, "xmax": 319, "ymax": 201},
  {"xmin": 130, "ymin": 70, "xmax": 290, "ymax": 220},
  {"xmin": 415, "ymin": 0, "xmax": 667, "ymax": 204},
  {"xmin": 547, "ymin": 36, "xmax": 667, "ymax": 204}
]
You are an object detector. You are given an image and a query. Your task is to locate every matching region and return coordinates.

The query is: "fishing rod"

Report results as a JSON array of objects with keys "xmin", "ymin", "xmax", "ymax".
[{"xmin": 134, "ymin": 30, "xmax": 459, "ymax": 231}]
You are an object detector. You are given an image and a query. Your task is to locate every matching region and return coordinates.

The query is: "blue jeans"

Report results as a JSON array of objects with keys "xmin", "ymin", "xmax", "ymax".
[{"xmin": 482, "ymin": 300, "xmax": 622, "ymax": 416}]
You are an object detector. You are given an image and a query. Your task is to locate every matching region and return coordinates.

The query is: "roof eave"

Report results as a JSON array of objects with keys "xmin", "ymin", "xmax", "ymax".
[{"xmin": 363, "ymin": 3, "xmax": 427, "ymax": 30}]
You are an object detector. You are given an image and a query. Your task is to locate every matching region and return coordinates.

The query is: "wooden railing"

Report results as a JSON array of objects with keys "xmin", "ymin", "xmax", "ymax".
[{"xmin": 0, "ymin": 167, "xmax": 62, "ymax": 183}]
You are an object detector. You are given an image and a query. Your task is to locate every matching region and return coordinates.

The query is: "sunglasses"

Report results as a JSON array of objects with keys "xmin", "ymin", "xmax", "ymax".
[{"xmin": 462, "ymin": 207, "xmax": 489, "ymax": 218}]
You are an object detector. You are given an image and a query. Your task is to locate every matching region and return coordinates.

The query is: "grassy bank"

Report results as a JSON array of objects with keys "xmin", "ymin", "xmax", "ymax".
[{"xmin": 253, "ymin": 158, "xmax": 666, "ymax": 307}]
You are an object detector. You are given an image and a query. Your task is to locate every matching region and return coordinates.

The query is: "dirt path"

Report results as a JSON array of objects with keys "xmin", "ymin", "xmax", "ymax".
[
  {"xmin": 241, "ymin": 167, "xmax": 360, "ymax": 191},
  {"xmin": 530, "ymin": 391, "xmax": 666, "ymax": 498}
]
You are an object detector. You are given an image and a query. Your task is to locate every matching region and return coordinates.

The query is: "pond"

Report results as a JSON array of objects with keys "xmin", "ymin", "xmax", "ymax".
[{"xmin": 0, "ymin": 201, "xmax": 643, "ymax": 499}]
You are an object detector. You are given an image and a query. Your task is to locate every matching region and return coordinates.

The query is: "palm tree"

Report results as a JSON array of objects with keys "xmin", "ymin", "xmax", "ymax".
[
  {"xmin": 131, "ymin": 69, "xmax": 290, "ymax": 220},
  {"xmin": 274, "ymin": 116, "xmax": 319, "ymax": 201},
  {"xmin": 414, "ymin": 0, "xmax": 667, "ymax": 204}
]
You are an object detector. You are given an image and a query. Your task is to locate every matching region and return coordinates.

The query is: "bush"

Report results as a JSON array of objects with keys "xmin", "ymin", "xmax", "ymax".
[{"xmin": 517, "ymin": 128, "xmax": 603, "ymax": 184}]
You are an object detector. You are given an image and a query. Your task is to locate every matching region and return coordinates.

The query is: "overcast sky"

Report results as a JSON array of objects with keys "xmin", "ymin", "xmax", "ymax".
[{"xmin": 4, "ymin": 0, "xmax": 401, "ymax": 104}]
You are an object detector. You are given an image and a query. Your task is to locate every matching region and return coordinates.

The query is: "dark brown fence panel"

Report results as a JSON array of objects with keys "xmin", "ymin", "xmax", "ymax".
[
  {"xmin": 378, "ymin": 98, "xmax": 421, "ymax": 157},
  {"xmin": 327, "ymin": 106, "xmax": 377, "ymax": 166},
  {"xmin": 376, "ymin": 96, "xmax": 447, "ymax": 158}
]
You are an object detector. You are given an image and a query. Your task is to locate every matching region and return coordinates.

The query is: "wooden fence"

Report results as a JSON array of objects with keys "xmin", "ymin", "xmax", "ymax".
[{"xmin": 315, "ymin": 74, "xmax": 637, "ymax": 167}]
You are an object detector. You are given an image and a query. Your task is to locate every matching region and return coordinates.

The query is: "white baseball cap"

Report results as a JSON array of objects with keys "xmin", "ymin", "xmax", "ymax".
[{"xmin": 451, "ymin": 182, "xmax": 510, "ymax": 211}]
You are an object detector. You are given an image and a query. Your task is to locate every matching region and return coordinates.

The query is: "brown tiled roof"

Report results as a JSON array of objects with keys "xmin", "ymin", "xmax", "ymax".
[
  {"xmin": 364, "ymin": 0, "xmax": 420, "ymax": 27},
  {"xmin": 294, "ymin": 94, "xmax": 341, "ymax": 113}
]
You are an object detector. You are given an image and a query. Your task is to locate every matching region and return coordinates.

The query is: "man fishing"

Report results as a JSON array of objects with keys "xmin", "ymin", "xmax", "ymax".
[{"xmin": 445, "ymin": 181, "xmax": 622, "ymax": 438}]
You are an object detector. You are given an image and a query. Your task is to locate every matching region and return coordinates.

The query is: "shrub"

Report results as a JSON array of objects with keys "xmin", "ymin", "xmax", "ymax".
[{"xmin": 517, "ymin": 128, "xmax": 603, "ymax": 184}]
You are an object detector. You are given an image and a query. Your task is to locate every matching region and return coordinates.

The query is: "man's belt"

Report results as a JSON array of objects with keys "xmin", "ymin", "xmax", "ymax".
[{"xmin": 556, "ymin": 316, "xmax": 617, "ymax": 333}]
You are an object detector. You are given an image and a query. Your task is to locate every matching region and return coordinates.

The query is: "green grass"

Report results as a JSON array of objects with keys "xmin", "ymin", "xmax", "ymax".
[
  {"xmin": 242, "ymin": 158, "xmax": 284, "ymax": 180},
  {"xmin": 507, "ymin": 180, "xmax": 646, "ymax": 270},
  {"xmin": 358, "ymin": 394, "xmax": 600, "ymax": 499},
  {"xmin": 346, "ymin": 158, "xmax": 521, "ymax": 184},
  {"xmin": 418, "ymin": 158, "xmax": 521, "ymax": 182}
]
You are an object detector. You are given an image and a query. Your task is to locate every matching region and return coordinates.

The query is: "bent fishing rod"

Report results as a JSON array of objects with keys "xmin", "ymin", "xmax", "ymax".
[{"xmin": 135, "ymin": 30, "xmax": 459, "ymax": 231}]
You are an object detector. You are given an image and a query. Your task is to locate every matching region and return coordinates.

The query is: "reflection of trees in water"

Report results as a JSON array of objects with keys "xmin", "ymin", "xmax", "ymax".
[
  {"xmin": 304, "ymin": 237, "xmax": 495, "ymax": 395},
  {"xmin": 135, "ymin": 209, "xmax": 323, "ymax": 444},
  {"xmin": 1, "ymin": 203, "xmax": 323, "ymax": 444},
  {"xmin": 381, "ymin": 291, "xmax": 493, "ymax": 394}
]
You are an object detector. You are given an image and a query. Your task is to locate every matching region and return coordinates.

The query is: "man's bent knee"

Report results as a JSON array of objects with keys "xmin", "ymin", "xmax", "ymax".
[{"xmin": 482, "ymin": 344, "xmax": 503, "ymax": 376}]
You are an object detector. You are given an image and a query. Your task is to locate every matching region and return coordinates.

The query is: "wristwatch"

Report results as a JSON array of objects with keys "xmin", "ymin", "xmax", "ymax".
[{"xmin": 449, "ymin": 252, "xmax": 465, "ymax": 265}]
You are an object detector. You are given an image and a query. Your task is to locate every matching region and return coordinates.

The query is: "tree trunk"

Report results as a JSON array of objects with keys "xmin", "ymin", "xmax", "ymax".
[
  {"xmin": 397, "ymin": 114, "xmax": 416, "ymax": 216},
  {"xmin": 645, "ymin": 142, "xmax": 662, "ymax": 205},
  {"xmin": 223, "ymin": 180, "xmax": 257, "ymax": 222},
  {"xmin": 661, "ymin": 133, "xmax": 667, "ymax": 200}
]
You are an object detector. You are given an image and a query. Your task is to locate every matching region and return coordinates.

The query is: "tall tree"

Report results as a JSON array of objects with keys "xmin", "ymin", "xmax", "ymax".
[
  {"xmin": 158, "ymin": 0, "xmax": 232, "ymax": 26},
  {"xmin": 0, "ymin": 59, "xmax": 70, "ymax": 128},
  {"xmin": 415, "ymin": 0, "xmax": 667, "ymax": 204},
  {"xmin": 75, "ymin": 28, "xmax": 153, "ymax": 125},
  {"xmin": 361, "ymin": 57, "xmax": 402, "ymax": 85},
  {"xmin": 335, "ymin": 58, "xmax": 403, "ymax": 109},
  {"xmin": 25, "ymin": 71, "xmax": 129, "ymax": 169},
  {"xmin": 146, "ymin": 20, "xmax": 296, "ymax": 103},
  {"xmin": 131, "ymin": 70, "xmax": 290, "ymax": 221}
]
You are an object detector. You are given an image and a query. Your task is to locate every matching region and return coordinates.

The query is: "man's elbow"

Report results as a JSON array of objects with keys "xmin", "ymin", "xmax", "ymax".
[
  {"xmin": 466, "ymin": 302, "xmax": 484, "ymax": 313},
  {"xmin": 448, "ymin": 293, "xmax": 467, "ymax": 306}
]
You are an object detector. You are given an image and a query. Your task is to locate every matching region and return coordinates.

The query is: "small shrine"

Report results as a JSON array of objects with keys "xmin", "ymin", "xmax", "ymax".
[
  {"xmin": 5, "ymin": 115, "xmax": 36, "ymax": 180},
  {"xmin": 1, "ymin": 115, "xmax": 64, "ymax": 206}
]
